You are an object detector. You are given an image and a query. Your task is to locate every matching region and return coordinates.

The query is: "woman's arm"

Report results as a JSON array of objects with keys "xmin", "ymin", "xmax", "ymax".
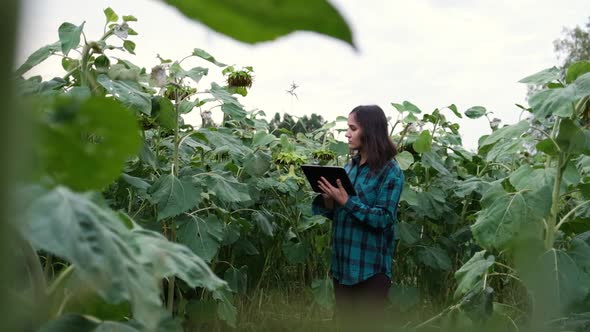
[{"xmin": 342, "ymin": 168, "xmax": 404, "ymax": 229}]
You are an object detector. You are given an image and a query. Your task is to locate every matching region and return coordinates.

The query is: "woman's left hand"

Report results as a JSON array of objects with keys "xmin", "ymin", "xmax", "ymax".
[{"xmin": 317, "ymin": 177, "xmax": 349, "ymax": 206}]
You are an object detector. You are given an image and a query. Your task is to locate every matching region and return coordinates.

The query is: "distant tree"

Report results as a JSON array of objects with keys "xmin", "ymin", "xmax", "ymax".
[
  {"xmin": 269, "ymin": 113, "xmax": 326, "ymax": 136},
  {"xmin": 553, "ymin": 16, "xmax": 590, "ymax": 69},
  {"xmin": 526, "ymin": 17, "xmax": 590, "ymax": 100}
]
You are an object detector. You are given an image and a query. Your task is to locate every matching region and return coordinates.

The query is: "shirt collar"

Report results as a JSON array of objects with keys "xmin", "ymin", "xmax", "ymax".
[{"xmin": 352, "ymin": 154, "xmax": 366, "ymax": 167}]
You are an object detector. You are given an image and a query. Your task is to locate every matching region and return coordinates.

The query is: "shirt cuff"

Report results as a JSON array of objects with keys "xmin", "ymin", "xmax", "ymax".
[{"xmin": 342, "ymin": 196, "xmax": 360, "ymax": 214}]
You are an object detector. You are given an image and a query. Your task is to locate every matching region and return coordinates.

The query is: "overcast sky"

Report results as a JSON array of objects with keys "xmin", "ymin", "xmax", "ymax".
[{"xmin": 17, "ymin": 0, "xmax": 590, "ymax": 150}]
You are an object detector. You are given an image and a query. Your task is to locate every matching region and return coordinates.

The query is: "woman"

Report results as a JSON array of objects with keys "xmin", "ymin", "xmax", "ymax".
[{"xmin": 312, "ymin": 105, "xmax": 404, "ymax": 321}]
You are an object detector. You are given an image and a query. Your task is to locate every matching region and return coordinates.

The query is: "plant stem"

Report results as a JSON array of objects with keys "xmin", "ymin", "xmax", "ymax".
[
  {"xmin": 545, "ymin": 152, "xmax": 565, "ymax": 250},
  {"xmin": 167, "ymin": 225, "xmax": 176, "ymax": 313},
  {"xmin": 165, "ymin": 80, "xmax": 184, "ymax": 314},
  {"xmin": 20, "ymin": 236, "xmax": 46, "ymax": 303},
  {"xmin": 80, "ymin": 44, "xmax": 90, "ymax": 88},
  {"xmin": 555, "ymin": 199, "xmax": 590, "ymax": 230},
  {"xmin": 44, "ymin": 253, "xmax": 53, "ymax": 280},
  {"xmin": 80, "ymin": 29, "xmax": 113, "ymax": 93},
  {"xmin": 47, "ymin": 264, "xmax": 74, "ymax": 295},
  {"xmin": 173, "ymin": 80, "xmax": 181, "ymax": 177},
  {"xmin": 412, "ymin": 304, "xmax": 460, "ymax": 330},
  {"xmin": 488, "ymin": 272, "xmax": 524, "ymax": 285},
  {"xmin": 396, "ymin": 123, "xmax": 412, "ymax": 149},
  {"xmin": 494, "ymin": 261, "xmax": 517, "ymax": 272}
]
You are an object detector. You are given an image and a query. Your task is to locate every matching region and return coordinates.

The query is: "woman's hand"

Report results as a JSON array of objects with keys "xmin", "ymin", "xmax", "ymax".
[
  {"xmin": 317, "ymin": 177, "xmax": 349, "ymax": 206},
  {"xmin": 321, "ymin": 193, "xmax": 335, "ymax": 209}
]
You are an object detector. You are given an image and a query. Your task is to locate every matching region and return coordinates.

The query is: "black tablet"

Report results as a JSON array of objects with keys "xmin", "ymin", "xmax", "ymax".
[{"xmin": 301, "ymin": 165, "xmax": 357, "ymax": 196}]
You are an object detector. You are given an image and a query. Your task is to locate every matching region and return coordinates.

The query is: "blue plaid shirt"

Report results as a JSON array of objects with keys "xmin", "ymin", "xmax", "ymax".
[{"xmin": 312, "ymin": 157, "xmax": 404, "ymax": 285}]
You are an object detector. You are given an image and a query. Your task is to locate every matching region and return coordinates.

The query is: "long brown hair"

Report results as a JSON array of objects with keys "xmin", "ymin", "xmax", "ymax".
[{"xmin": 350, "ymin": 105, "xmax": 397, "ymax": 172}]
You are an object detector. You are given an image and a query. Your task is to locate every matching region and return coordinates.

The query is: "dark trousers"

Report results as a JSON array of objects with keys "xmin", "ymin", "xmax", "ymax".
[{"xmin": 333, "ymin": 273, "xmax": 391, "ymax": 329}]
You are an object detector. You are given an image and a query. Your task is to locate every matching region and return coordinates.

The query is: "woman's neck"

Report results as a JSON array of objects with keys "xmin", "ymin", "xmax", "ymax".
[{"xmin": 359, "ymin": 150, "xmax": 367, "ymax": 165}]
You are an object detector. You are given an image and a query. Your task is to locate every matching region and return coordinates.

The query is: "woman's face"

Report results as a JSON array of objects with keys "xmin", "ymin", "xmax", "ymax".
[{"xmin": 345, "ymin": 113, "xmax": 363, "ymax": 151}]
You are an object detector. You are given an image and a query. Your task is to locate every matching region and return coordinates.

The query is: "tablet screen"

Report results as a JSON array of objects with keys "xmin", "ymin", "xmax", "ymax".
[{"xmin": 301, "ymin": 165, "xmax": 356, "ymax": 196}]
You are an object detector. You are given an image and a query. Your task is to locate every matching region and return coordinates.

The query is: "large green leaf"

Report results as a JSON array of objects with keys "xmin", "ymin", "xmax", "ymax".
[
  {"xmin": 536, "ymin": 138, "xmax": 559, "ymax": 156},
  {"xmin": 297, "ymin": 215, "xmax": 327, "ymax": 232},
  {"xmin": 403, "ymin": 101, "xmax": 422, "ymax": 114},
  {"xmin": 518, "ymin": 67, "xmax": 561, "ymax": 85},
  {"xmin": 221, "ymin": 103, "xmax": 247, "ymax": 120},
  {"xmin": 97, "ymin": 74, "xmax": 152, "ymax": 115},
  {"xmin": 530, "ymin": 87, "xmax": 576, "ymax": 119},
  {"xmin": 62, "ymin": 284, "xmax": 132, "ymax": 322},
  {"xmin": 151, "ymin": 96, "xmax": 177, "ymax": 130},
  {"xmin": 399, "ymin": 185, "xmax": 417, "ymax": 206},
  {"xmin": 455, "ymin": 177, "xmax": 491, "ymax": 198},
  {"xmin": 123, "ymin": 40, "xmax": 136, "ymax": 55},
  {"xmin": 36, "ymin": 97, "xmax": 141, "ymax": 191},
  {"xmin": 569, "ymin": 235, "xmax": 590, "ymax": 273},
  {"xmin": 132, "ymin": 228, "xmax": 232, "ymax": 326},
  {"xmin": 204, "ymin": 173, "xmax": 251, "ymax": 204},
  {"xmin": 415, "ymin": 188, "xmax": 447, "ymax": 219},
  {"xmin": 232, "ymin": 238, "xmax": 259, "ymax": 256},
  {"xmin": 132, "ymin": 228, "xmax": 226, "ymax": 290},
  {"xmin": 163, "ymin": 0, "xmax": 354, "ymax": 47},
  {"xmin": 282, "ymin": 240, "xmax": 311, "ymax": 264},
  {"xmin": 212, "ymin": 288, "xmax": 237, "ymax": 327},
  {"xmin": 170, "ymin": 62, "xmax": 209, "ymax": 82},
  {"xmin": 253, "ymin": 210, "xmax": 274, "ymax": 236},
  {"xmin": 416, "ymin": 246, "xmax": 452, "ymax": 270},
  {"xmin": 192, "ymin": 48, "xmax": 227, "ymax": 67},
  {"xmin": 103, "ymin": 7, "xmax": 119, "ymax": 23},
  {"xmin": 471, "ymin": 183, "xmax": 552, "ymax": 250},
  {"xmin": 181, "ymin": 136, "xmax": 212, "ymax": 155},
  {"xmin": 176, "ymin": 215, "xmax": 224, "ymax": 262},
  {"xmin": 396, "ymin": 151, "xmax": 414, "ymax": 170},
  {"xmin": 413, "ymin": 130, "xmax": 432, "ymax": 153},
  {"xmin": 224, "ymin": 266, "xmax": 248, "ymax": 295},
  {"xmin": 256, "ymin": 176, "xmax": 299, "ymax": 194},
  {"xmin": 38, "ymin": 314, "xmax": 139, "ymax": 332},
  {"xmin": 243, "ymin": 151, "xmax": 271, "ymax": 177},
  {"xmin": 421, "ymin": 151, "xmax": 451, "ymax": 176},
  {"xmin": 566, "ymin": 61, "xmax": 590, "ymax": 84},
  {"xmin": 251, "ymin": 131, "xmax": 278, "ymax": 148},
  {"xmin": 398, "ymin": 221, "xmax": 419, "ymax": 245},
  {"xmin": 485, "ymin": 138, "xmax": 527, "ymax": 163},
  {"xmin": 15, "ymin": 42, "xmax": 61, "ymax": 76},
  {"xmin": 121, "ymin": 173, "xmax": 150, "ymax": 191},
  {"xmin": 556, "ymin": 118, "xmax": 590, "ymax": 155},
  {"xmin": 464, "ymin": 106, "xmax": 487, "ymax": 119},
  {"xmin": 139, "ymin": 141, "xmax": 157, "ymax": 169},
  {"xmin": 58, "ymin": 22, "xmax": 85, "ymax": 56},
  {"xmin": 329, "ymin": 141, "xmax": 349, "ymax": 156},
  {"xmin": 539, "ymin": 249, "xmax": 590, "ymax": 313},
  {"xmin": 199, "ymin": 128, "xmax": 253, "ymax": 158},
  {"xmin": 454, "ymin": 250, "xmax": 495, "ymax": 299},
  {"xmin": 15, "ymin": 75, "xmax": 42, "ymax": 95},
  {"xmin": 179, "ymin": 100, "xmax": 199, "ymax": 114},
  {"xmin": 479, "ymin": 120, "xmax": 530, "ymax": 148},
  {"xmin": 148, "ymin": 174, "xmax": 201, "ymax": 221},
  {"xmin": 459, "ymin": 287, "xmax": 494, "ymax": 324},
  {"xmin": 19, "ymin": 187, "xmax": 183, "ymax": 330},
  {"xmin": 446, "ymin": 104, "xmax": 462, "ymax": 118},
  {"xmin": 311, "ymin": 278, "xmax": 334, "ymax": 309},
  {"xmin": 209, "ymin": 82, "xmax": 244, "ymax": 111},
  {"xmin": 529, "ymin": 73, "xmax": 590, "ymax": 119},
  {"xmin": 509, "ymin": 165, "xmax": 554, "ymax": 192}
]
